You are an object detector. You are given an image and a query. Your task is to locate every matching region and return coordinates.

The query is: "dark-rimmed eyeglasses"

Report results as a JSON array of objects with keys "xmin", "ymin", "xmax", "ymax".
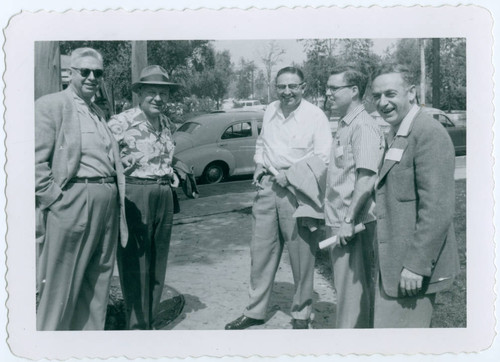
[
  {"xmin": 276, "ymin": 83, "xmax": 304, "ymax": 91},
  {"xmin": 326, "ymin": 84, "xmax": 354, "ymax": 94},
  {"xmin": 72, "ymin": 67, "xmax": 104, "ymax": 79}
]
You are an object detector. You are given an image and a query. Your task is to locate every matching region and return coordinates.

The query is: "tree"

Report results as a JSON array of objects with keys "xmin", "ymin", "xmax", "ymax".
[
  {"xmin": 299, "ymin": 39, "xmax": 381, "ymax": 105},
  {"xmin": 235, "ymin": 58, "xmax": 256, "ymax": 100},
  {"xmin": 189, "ymin": 49, "xmax": 233, "ymax": 109},
  {"xmin": 390, "ymin": 38, "xmax": 466, "ymax": 110},
  {"xmin": 260, "ymin": 41, "xmax": 286, "ymax": 103}
]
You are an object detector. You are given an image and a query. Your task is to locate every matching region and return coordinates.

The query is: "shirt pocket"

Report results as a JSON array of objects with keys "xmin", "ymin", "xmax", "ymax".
[
  {"xmin": 334, "ymin": 144, "xmax": 354, "ymax": 169},
  {"xmin": 81, "ymin": 130, "xmax": 98, "ymax": 152},
  {"xmin": 289, "ymin": 135, "xmax": 310, "ymax": 149},
  {"xmin": 289, "ymin": 136, "xmax": 311, "ymax": 158},
  {"xmin": 391, "ymin": 166, "xmax": 417, "ymax": 202}
]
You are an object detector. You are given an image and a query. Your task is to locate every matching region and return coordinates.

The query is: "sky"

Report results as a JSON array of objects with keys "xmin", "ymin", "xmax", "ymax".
[{"xmin": 212, "ymin": 38, "xmax": 397, "ymax": 72}]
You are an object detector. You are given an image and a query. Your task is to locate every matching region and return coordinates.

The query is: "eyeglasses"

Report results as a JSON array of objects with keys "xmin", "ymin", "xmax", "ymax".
[
  {"xmin": 276, "ymin": 83, "xmax": 304, "ymax": 91},
  {"xmin": 72, "ymin": 67, "xmax": 104, "ymax": 79},
  {"xmin": 326, "ymin": 84, "xmax": 355, "ymax": 94}
]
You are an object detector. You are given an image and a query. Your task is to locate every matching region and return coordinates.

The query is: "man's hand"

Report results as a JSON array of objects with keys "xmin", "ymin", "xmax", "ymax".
[
  {"xmin": 252, "ymin": 164, "xmax": 266, "ymax": 189},
  {"xmin": 338, "ymin": 221, "xmax": 355, "ymax": 246},
  {"xmin": 273, "ymin": 171, "xmax": 289, "ymax": 188},
  {"xmin": 399, "ymin": 268, "xmax": 424, "ymax": 297},
  {"xmin": 123, "ymin": 154, "xmax": 137, "ymax": 172}
]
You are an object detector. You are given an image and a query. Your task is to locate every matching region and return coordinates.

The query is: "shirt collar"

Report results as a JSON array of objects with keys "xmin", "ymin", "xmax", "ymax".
[
  {"xmin": 270, "ymin": 99, "xmax": 305, "ymax": 123},
  {"xmin": 129, "ymin": 107, "xmax": 168, "ymax": 129},
  {"xmin": 340, "ymin": 104, "xmax": 365, "ymax": 126},
  {"xmin": 395, "ymin": 104, "xmax": 420, "ymax": 137}
]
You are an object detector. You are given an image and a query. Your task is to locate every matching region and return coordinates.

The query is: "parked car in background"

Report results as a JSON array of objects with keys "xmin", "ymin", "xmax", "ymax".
[
  {"xmin": 370, "ymin": 107, "xmax": 466, "ymax": 155},
  {"xmin": 173, "ymin": 110, "xmax": 264, "ymax": 183},
  {"xmin": 234, "ymin": 99, "xmax": 267, "ymax": 111},
  {"xmin": 422, "ymin": 107, "xmax": 466, "ymax": 155}
]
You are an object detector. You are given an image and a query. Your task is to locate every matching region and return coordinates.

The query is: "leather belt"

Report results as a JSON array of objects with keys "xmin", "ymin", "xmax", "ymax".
[
  {"xmin": 125, "ymin": 176, "xmax": 171, "ymax": 185},
  {"xmin": 69, "ymin": 176, "xmax": 116, "ymax": 184}
]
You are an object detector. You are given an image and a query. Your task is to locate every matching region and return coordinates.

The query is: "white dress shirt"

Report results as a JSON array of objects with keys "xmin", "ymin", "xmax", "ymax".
[{"xmin": 254, "ymin": 99, "xmax": 332, "ymax": 171}]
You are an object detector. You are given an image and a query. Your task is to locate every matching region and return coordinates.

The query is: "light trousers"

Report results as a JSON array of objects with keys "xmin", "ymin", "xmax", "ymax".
[
  {"xmin": 373, "ymin": 273, "xmax": 436, "ymax": 328},
  {"xmin": 328, "ymin": 221, "xmax": 376, "ymax": 328},
  {"xmin": 37, "ymin": 182, "xmax": 119, "ymax": 330},
  {"xmin": 244, "ymin": 176, "xmax": 318, "ymax": 321}
]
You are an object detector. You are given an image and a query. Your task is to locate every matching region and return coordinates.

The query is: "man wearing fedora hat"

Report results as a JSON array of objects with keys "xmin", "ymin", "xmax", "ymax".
[{"xmin": 108, "ymin": 65, "xmax": 179, "ymax": 329}]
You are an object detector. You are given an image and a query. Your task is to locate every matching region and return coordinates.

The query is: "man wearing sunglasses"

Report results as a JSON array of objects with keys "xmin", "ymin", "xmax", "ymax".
[
  {"xmin": 107, "ymin": 65, "xmax": 179, "ymax": 330},
  {"xmin": 324, "ymin": 65, "xmax": 385, "ymax": 328},
  {"xmin": 225, "ymin": 66, "xmax": 332, "ymax": 330},
  {"xmin": 35, "ymin": 47, "xmax": 127, "ymax": 330}
]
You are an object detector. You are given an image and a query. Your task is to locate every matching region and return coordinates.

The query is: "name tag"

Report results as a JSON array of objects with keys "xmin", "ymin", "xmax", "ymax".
[
  {"xmin": 336, "ymin": 146, "xmax": 344, "ymax": 157},
  {"xmin": 385, "ymin": 148, "xmax": 404, "ymax": 162}
]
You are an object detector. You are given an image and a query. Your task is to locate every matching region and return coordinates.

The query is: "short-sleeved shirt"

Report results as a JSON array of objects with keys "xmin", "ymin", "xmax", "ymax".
[
  {"xmin": 108, "ymin": 107, "xmax": 175, "ymax": 179},
  {"xmin": 73, "ymin": 91, "xmax": 116, "ymax": 178},
  {"xmin": 254, "ymin": 99, "xmax": 332, "ymax": 170},
  {"xmin": 324, "ymin": 104, "xmax": 385, "ymax": 228}
]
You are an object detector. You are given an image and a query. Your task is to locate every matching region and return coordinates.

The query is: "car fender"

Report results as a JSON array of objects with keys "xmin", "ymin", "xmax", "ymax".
[{"xmin": 173, "ymin": 144, "xmax": 236, "ymax": 178}]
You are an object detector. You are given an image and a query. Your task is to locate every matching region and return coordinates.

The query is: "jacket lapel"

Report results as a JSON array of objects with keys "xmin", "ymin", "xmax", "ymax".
[
  {"xmin": 377, "ymin": 136, "xmax": 409, "ymax": 187},
  {"xmin": 61, "ymin": 89, "xmax": 82, "ymax": 185}
]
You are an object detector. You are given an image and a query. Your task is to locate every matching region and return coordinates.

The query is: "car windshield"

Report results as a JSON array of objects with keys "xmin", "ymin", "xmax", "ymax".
[{"xmin": 177, "ymin": 122, "xmax": 201, "ymax": 134}]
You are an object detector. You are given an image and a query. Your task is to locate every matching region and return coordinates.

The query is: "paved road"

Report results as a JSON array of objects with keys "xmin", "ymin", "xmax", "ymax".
[{"xmin": 188, "ymin": 155, "xmax": 466, "ymax": 200}]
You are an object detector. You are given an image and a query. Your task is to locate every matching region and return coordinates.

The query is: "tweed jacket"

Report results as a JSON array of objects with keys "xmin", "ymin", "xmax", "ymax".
[
  {"xmin": 375, "ymin": 108, "xmax": 460, "ymax": 297},
  {"xmin": 35, "ymin": 87, "xmax": 128, "ymax": 246}
]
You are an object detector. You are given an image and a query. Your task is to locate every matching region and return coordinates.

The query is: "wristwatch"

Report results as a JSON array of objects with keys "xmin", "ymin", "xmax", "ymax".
[{"xmin": 343, "ymin": 216, "xmax": 353, "ymax": 224}]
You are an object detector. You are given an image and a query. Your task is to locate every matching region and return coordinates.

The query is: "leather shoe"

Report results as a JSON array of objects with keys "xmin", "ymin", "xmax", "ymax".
[
  {"xmin": 225, "ymin": 315, "xmax": 264, "ymax": 330},
  {"xmin": 292, "ymin": 319, "xmax": 309, "ymax": 329}
]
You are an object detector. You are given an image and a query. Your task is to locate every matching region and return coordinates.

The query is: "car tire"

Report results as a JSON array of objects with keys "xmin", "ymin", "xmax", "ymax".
[{"xmin": 203, "ymin": 162, "xmax": 227, "ymax": 184}]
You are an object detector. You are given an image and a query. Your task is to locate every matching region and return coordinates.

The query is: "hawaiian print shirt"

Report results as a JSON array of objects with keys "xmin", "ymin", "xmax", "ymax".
[{"xmin": 108, "ymin": 107, "xmax": 175, "ymax": 179}]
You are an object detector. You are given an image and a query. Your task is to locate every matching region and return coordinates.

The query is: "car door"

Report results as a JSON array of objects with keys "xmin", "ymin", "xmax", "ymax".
[
  {"xmin": 434, "ymin": 113, "xmax": 466, "ymax": 155},
  {"xmin": 218, "ymin": 120, "xmax": 256, "ymax": 175}
]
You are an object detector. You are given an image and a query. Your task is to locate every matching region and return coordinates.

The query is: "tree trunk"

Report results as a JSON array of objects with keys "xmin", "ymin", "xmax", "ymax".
[
  {"xmin": 419, "ymin": 39, "xmax": 426, "ymax": 106},
  {"xmin": 432, "ymin": 38, "xmax": 441, "ymax": 109},
  {"xmin": 131, "ymin": 41, "xmax": 148, "ymax": 106},
  {"xmin": 35, "ymin": 41, "xmax": 61, "ymax": 100}
]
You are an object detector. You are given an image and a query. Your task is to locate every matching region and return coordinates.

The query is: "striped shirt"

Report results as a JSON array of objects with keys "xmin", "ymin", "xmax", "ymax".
[
  {"xmin": 254, "ymin": 99, "xmax": 332, "ymax": 170},
  {"xmin": 324, "ymin": 104, "xmax": 385, "ymax": 228}
]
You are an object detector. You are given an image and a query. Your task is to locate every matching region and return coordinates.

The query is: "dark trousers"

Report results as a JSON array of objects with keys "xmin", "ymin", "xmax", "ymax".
[
  {"xmin": 37, "ymin": 183, "xmax": 119, "ymax": 330},
  {"xmin": 117, "ymin": 182, "xmax": 174, "ymax": 329}
]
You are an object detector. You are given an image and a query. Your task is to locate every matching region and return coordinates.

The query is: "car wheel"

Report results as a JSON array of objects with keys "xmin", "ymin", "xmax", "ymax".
[{"xmin": 203, "ymin": 162, "xmax": 226, "ymax": 184}]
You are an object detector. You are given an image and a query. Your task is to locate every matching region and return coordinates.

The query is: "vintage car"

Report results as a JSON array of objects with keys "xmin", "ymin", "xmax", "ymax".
[
  {"xmin": 370, "ymin": 107, "xmax": 466, "ymax": 155},
  {"xmin": 173, "ymin": 110, "xmax": 264, "ymax": 183},
  {"xmin": 423, "ymin": 107, "xmax": 466, "ymax": 155}
]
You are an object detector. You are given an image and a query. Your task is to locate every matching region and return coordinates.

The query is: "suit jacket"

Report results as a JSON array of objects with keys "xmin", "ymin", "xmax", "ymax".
[
  {"xmin": 375, "ymin": 108, "xmax": 460, "ymax": 297},
  {"xmin": 35, "ymin": 87, "xmax": 128, "ymax": 246}
]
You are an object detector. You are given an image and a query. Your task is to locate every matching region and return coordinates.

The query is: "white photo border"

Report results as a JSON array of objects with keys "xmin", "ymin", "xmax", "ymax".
[{"xmin": 3, "ymin": 5, "xmax": 494, "ymax": 359}]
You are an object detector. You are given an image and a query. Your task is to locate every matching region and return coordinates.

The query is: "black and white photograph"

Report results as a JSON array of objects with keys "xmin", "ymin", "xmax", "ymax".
[{"xmin": 2, "ymin": 4, "xmax": 496, "ymax": 360}]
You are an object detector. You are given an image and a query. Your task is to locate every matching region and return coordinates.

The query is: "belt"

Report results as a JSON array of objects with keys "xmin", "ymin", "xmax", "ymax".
[
  {"xmin": 69, "ymin": 176, "xmax": 116, "ymax": 184},
  {"xmin": 125, "ymin": 176, "xmax": 172, "ymax": 185}
]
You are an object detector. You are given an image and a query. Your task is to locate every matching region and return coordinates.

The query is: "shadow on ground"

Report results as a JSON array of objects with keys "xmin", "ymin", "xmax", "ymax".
[
  {"xmin": 160, "ymin": 293, "xmax": 207, "ymax": 330},
  {"xmin": 105, "ymin": 277, "xmax": 186, "ymax": 330},
  {"xmin": 267, "ymin": 281, "xmax": 335, "ymax": 329}
]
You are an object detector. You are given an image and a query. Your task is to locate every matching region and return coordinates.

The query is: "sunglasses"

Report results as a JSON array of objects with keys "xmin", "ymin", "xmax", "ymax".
[{"xmin": 72, "ymin": 67, "xmax": 104, "ymax": 79}]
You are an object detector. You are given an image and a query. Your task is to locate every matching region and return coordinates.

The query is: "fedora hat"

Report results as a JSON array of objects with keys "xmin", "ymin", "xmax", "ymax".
[{"xmin": 131, "ymin": 65, "xmax": 180, "ymax": 93}]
